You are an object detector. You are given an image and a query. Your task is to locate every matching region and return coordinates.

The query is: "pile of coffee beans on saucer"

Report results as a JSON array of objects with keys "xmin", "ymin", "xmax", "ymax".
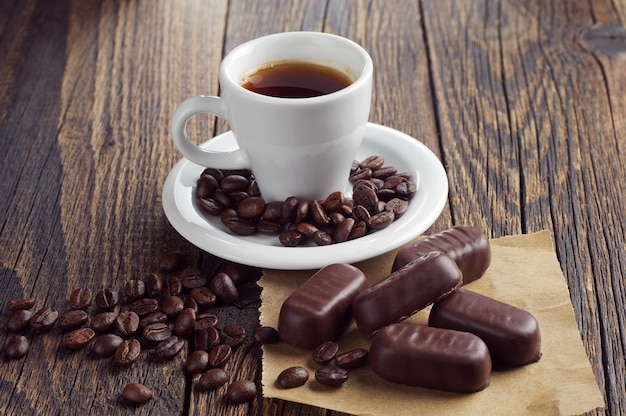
[{"xmin": 195, "ymin": 155, "xmax": 417, "ymax": 246}]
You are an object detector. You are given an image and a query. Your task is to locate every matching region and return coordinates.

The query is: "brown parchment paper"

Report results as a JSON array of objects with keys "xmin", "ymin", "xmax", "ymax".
[{"xmin": 259, "ymin": 230, "xmax": 605, "ymax": 416}]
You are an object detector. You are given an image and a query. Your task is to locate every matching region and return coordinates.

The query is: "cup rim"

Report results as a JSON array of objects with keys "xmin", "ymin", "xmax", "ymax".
[{"xmin": 220, "ymin": 31, "xmax": 373, "ymax": 105}]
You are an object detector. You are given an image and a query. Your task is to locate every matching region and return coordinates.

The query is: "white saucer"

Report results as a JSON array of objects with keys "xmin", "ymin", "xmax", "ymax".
[{"xmin": 162, "ymin": 123, "xmax": 448, "ymax": 270}]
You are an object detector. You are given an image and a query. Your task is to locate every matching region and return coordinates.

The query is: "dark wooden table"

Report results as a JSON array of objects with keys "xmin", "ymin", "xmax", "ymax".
[{"xmin": 1, "ymin": 0, "xmax": 625, "ymax": 415}]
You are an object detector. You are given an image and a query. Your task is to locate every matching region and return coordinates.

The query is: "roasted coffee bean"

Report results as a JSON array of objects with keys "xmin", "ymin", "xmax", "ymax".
[
  {"xmin": 142, "ymin": 322, "xmax": 172, "ymax": 343},
  {"xmin": 140, "ymin": 311, "xmax": 168, "ymax": 329},
  {"xmin": 196, "ymin": 175, "xmax": 219, "ymax": 199},
  {"xmin": 221, "ymin": 174, "xmax": 249, "ymax": 192},
  {"xmin": 201, "ymin": 167, "xmax": 225, "ymax": 181},
  {"xmin": 229, "ymin": 191, "xmax": 251, "ymax": 205},
  {"xmin": 261, "ymin": 201, "xmax": 284, "ymax": 221},
  {"xmin": 237, "ymin": 197, "xmax": 265, "ymax": 219},
  {"xmin": 209, "ymin": 273, "xmax": 239, "ymax": 305},
  {"xmin": 334, "ymin": 217, "xmax": 355, "ymax": 243},
  {"xmin": 313, "ymin": 341, "xmax": 339, "ymax": 365},
  {"xmin": 220, "ymin": 324, "xmax": 246, "ymax": 348},
  {"xmin": 59, "ymin": 309, "xmax": 89, "ymax": 331},
  {"xmin": 222, "ymin": 213, "xmax": 257, "ymax": 236},
  {"xmin": 352, "ymin": 204, "xmax": 371, "ymax": 222},
  {"xmin": 114, "ymin": 339, "xmax": 141, "ymax": 366},
  {"xmin": 173, "ymin": 308, "xmax": 196, "ymax": 336},
  {"xmin": 199, "ymin": 197, "xmax": 224, "ymax": 215},
  {"xmin": 64, "ymin": 327, "xmax": 95, "ymax": 350},
  {"xmin": 7, "ymin": 297, "xmax": 36, "ymax": 312},
  {"xmin": 95, "ymin": 288, "xmax": 119, "ymax": 310},
  {"xmin": 312, "ymin": 230, "xmax": 333, "ymax": 246},
  {"xmin": 161, "ymin": 296, "xmax": 184, "ymax": 318},
  {"xmin": 277, "ymin": 366, "xmax": 309, "ymax": 389},
  {"xmin": 334, "ymin": 348, "xmax": 369, "ymax": 369},
  {"xmin": 279, "ymin": 230, "xmax": 303, "ymax": 247},
  {"xmin": 366, "ymin": 210, "xmax": 395, "ymax": 231},
  {"xmin": 310, "ymin": 200, "xmax": 330, "ymax": 226},
  {"xmin": 253, "ymin": 326, "xmax": 280, "ymax": 344},
  {"xmin": 372, "ymin": 165, "xmax": 397, "ymax": 179},
  {"xmin": 29, "ymin": 307, "xmax": 58, "ymax": 332},
  {"xmin": 145, "ymin": 273, "xmax": 163, "ymax": 297},
  {"xmin": 222, "ymin": 263, "xmax": 260, "ymax": 285},
  {"xmin": 256, "ymin": 219, "xmax": 283, "ymax": 235},
  {"xmin": 396, "ymin": 180, "xmax": 417, "ymax": 198},
  {"xmin": 349, "ymin": 166, "xmax": 372, "ymax": 182},
  {"xmin": 127, "ymin": 298, "xmax": 159, "ymax": 317},
  {"xmin": 314, "ymin": 367, "xmax": 349, "ymax": 387},
  {"xmin": 295, "ymin": 221, "xmax": 319, "ymax": 238},
  {"xmin": 163, "ymin": 277, "xmax": 183, "ymax": 297},
  {"xmin": 328, "ymin": 211, "xmax": 346, "ymax": 225},
  {"xmin": 185, "ymin": 350, "xmax": 209, "ymax": 373},
  {"xmin": 198, "ymin": 368, "xmax": 230, "ymax": 390},
  {"xmin": 213, "ymin": 189, "xmax": 233, "ymax": 209},
  {"xmin": 281, "ymin": 196, "xmax": 299, "ymax": 223},
  {"xmin": 194, "ymin": 327, "xmax": 221, "ymax": 351},
  {"xmin": 5, "ymin": 335, "xmax": 30, "ymax": 359},
  {"xmin": 121, "ymin": 383, "xmax": 153, "ymax": 404},
  {"xmin": 69, "ymin": 288, "xmax": 93, "ymax": 310},
  {"xmin": 7, "ymin": 309, "xmax": 33, "ymax": 332},
  {"xmin": 177, "ymin": 268, "xmax": 207, "ymax": 289},
  {"xmin": 116, "ymin": 311, "xmax": 140, "ymax": 335},
  {"xmin": 152, "ymin": 336, "xmax": 184, "ymax": 360},
  {"xmin": 323, "ymin": 191, "xmax": 344, "ymax": 212},
  {"xmin": 89, "ymin": 312, "xmax": 117, "ymax": 333},
  {"xmin": 194, "ymin": 313, "xmax": 219, "ymax": 331},
  {"xmin": 183, "ymin": 296, "xmax": 198, "ymax": 313},
  {"xmin": 208, "ymin": 344, "xmax": 232, "ymax": 367},
  {"xmin": 226, "ymin": 380, "xmax": 257, "ymax": 403},
  {"xmin": 124, "ymin": 280, "xmax": 145, "ymax": 300},
  {"xmin": 91, "ymin": 334, "xmax": 123, "ymax": 357},
  {"xmin": 190, "ymin": 287, "xmax": 217, "ymax": 308},
  {"xmin": 376, "ymin": 188, "xmax": 396, "ymax": 202},
  {"xmin": 294, "ymin": 200, "xmax": 309, "ymax": 223},
  {"xmin": 382, "ymin": 175, "xmax": 407, "ymax": 190},
  {"xmin": 385, "ymin": 197, "xmax": 409, "ymax": 218},
  {"xmin": 348, "ymin": 220, "xmax": 368, "ymax": 240},
  {"xmin": 353, "ymin": 183, "xmax": 378, "ymax": 211},
  {"xmin": 361, "ymin": 155, "xmax": 385, "ymax": 170}
]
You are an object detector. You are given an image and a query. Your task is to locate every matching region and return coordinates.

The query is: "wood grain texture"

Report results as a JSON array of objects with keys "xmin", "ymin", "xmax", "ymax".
[{"xmin": 1, "ymin": 0, "xmax": 624, "ymax": 415}]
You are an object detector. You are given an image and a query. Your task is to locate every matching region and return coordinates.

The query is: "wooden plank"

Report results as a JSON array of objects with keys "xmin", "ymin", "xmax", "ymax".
[
  {"xmin": 421, "ymin": 0, "xmax": 625, "ymax": 414},
  {"xmin": 1, "ymin": 0, "xmax": 229, "ymax": 414}
]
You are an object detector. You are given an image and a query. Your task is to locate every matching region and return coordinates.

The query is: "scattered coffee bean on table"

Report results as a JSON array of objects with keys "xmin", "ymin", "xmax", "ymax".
[
  {"xmin": 226, "ymin": 380, "xmax": 258, "ymax": 404},
  {"xmin": 5, "ymin": 335, "xmax": 30, "ymax": 360},
  {"xmin": 121, "ymin": 383, "xmax": 154, "ymax": 404},
  {"xmin": 198, "ymin": 368, "xmax": 230, "ymax": 390}
]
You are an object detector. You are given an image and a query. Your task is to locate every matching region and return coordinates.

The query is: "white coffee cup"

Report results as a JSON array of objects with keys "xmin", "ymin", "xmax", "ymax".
[{"xmin": 171, "ymin": 31, "xmax": 373, "ymax": 202}]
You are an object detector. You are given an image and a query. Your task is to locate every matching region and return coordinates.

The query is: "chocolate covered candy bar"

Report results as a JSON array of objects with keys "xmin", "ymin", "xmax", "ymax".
[
  {"xmin": 370, "ymin": 323, "xmax": 491, "ymax": 393},
  {"xmin": 429, "ymin": 289, "xmax": 542, "ymax": 366},
  {"xmin": 278, "ymin": 263, "xmax": 368, "ymax": 349},
  {"xmin": 352, "ymin": 251, "xmax": 462, "ymax": 338},
  {"xmin": 392, "ymin": 225, "xmax": 491, "ymax": 284}
]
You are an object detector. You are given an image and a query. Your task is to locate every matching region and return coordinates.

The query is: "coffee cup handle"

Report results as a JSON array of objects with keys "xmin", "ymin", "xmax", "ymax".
[{"xmin": 171, "ymin": 95, "xmax": 249, "ymax": 168}]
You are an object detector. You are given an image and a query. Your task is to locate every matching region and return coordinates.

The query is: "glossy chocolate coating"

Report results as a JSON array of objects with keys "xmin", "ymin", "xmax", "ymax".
[
  {"xmin": 352, "ymin": 251, "xmax": 462, "ymax": 338},
  {"xmin": 429, "ymin": 289, "xmax": 542, "ymax": 366},
  {"xmin": 370, "ymin": 323, "xmax": 491, "ymax": 393},
  {"xmin": 392, "ymin": 225, "xmax": 491, "ymax": 284},
  {"xmin": 278, "ymin": 263, "xmax": 368, "ymax": 349}
]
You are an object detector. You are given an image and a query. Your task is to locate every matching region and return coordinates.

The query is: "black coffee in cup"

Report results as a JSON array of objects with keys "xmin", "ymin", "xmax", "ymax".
[{"xmin": 241, "ymin": 61, "xmax": 352, "ymax": 98}]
